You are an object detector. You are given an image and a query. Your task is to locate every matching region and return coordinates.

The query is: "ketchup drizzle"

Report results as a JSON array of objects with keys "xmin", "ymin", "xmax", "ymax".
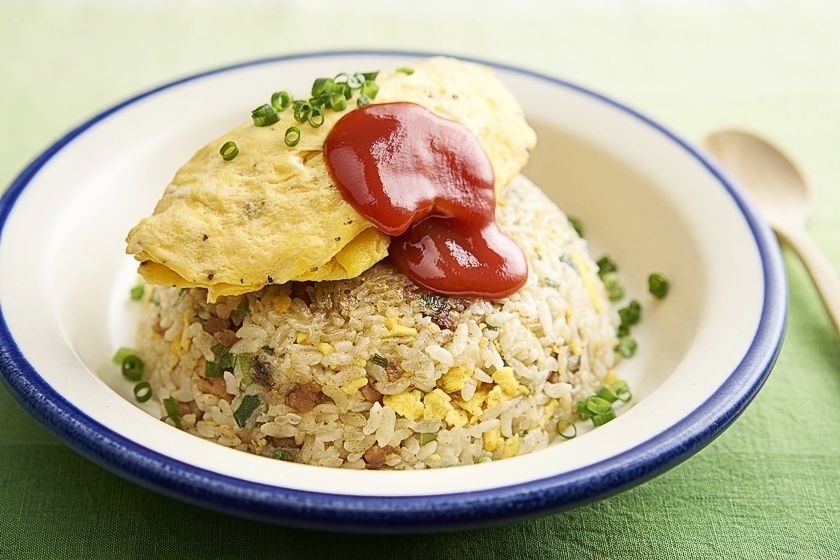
[{"xmin": 324, "ymin": 102, "xmax": 527, "ymax": 299}]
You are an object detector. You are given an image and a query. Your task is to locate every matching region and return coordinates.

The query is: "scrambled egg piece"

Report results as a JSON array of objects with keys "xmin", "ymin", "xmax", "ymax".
[
  {"xmin": 383, "ymin": 390, "xmax": 425, "ymax": 421},
  {"xmin": 437, "ymin": 365, "xmax": 473, "ymax": 393},
  {"xmin": 126, "ymin": 57, "xmax": 536, "ymax": 302}
]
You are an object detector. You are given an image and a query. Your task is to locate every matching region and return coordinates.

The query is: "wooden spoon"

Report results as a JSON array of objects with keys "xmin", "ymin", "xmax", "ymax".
[{"xmin": 703, "ymin": 130, "xmax": 840, "ymax": 339}]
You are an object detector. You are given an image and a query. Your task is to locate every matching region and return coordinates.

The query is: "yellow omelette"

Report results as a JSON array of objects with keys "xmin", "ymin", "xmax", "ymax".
[{"xmin": 126, "ymin": 57, "xmax": 537, "ymax": 302}]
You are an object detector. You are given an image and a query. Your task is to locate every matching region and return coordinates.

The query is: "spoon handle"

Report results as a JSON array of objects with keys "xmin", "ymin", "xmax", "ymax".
[{"xmin": 778, "ymin": 225, "xmax": 840, "ymax": 340}]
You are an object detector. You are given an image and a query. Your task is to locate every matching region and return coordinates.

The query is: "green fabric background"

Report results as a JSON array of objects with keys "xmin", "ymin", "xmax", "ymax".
[{"xmin": 2, "ymin": 1, "xmax": 840, "ymax": 558}]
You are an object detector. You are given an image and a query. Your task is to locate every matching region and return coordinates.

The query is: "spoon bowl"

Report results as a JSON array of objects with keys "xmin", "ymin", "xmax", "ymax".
[{"xmin": 703, "ymin": 129, "xmax": 840, "ymax": 340}]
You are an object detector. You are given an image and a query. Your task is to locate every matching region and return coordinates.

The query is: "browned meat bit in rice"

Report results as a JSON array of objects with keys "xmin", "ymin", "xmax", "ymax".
[{"xmin": 135, "ymin": 175, "xmax": 621, "ymax": 469}]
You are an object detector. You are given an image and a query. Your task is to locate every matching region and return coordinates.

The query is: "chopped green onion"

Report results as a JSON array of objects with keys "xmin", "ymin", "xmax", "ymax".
[
  {"xmin": 329, "ymin": 93, "xmax": 347, "ymax": 111},
  {"xmin": 556, "ymin": 417, "xmax": 577, "ymax": 439},
  {"xmin": 396, "ymin": 67, "xmax": 414, "ymax": 75},
  {"xmin": 595, "ymin": 386, "xmax": 617, "ymax": 403},
  {"xmin": 648, "ymin": 272, "xmax": 670, "ymax": 298},
  {"xmin": 602, "ymin": 272, "xmax": 625, "ymax": 302},
  {"xmin": 418, "ymin": 433, "xmax": 437, "ymax": 445},
  {"xmin": 219, "ymin": 141, "xmax": 239, "ymax": 161},
  {"xmin": 618, "ymin": 299, "xmax": 641, "ymax": 327},
  {"xmin": 292, "ymin": 99, "xmax": 311, "ymax": 123},
  {"xmin": 251, "ymin": 104, "xmax": 279, "ymax": 127},
  {"xmin": 233, "ymin": 394, "xmax": 261, "ymax": 427},
  {"xmin": 612, "ymin": 380, "xmax": 632, "ymax": 403},
  {"xmin": 616, "ymin": 336, "xmax": 638, "ymax": 358},
  {"xmin": 261, "ymin": 345, "xmax": 275, "ymax": 355},
  {"xmin": 274, "ymin": 449, "xmax": 289, "ymax": 461},
  {"xmin": 308, "ymin": 94, "xmax": 328, "ymax": 109},
  {"xmin": 121, "ymin": 354, "xmax": 144, "ymax": 381},
  {"xmin": 596, "ymin": 255, "xmax": 617, "ymax": 277},
  {"xmin": 235, "ymin": 296, "xmax": 250, "ymax": 316},
  {"xmin": 477, "ymin": 456, "xmax": 492, "ymax": 464},
  {"xmin": 370, "ymin": 353, "xmax": 389, "ymax": 368},
  {"xmin": 336, "ymin": 82, "xmax": 352, "ymax": 99},
  {"xmin": 284, "ymin": 126, "xmax": 301, "ymax": 147},
  {"xmin": 568, "ymin": 216, "xmax": 583, "ymax": 237},
  {"xmin": 161, "ymin": 397, "xmax": 181, "ymax": 429},
  {"xmin": 576, "ymin": 400, "xmax": 592, "ymax": 420},
  {"xmin": 112, "ymin": 347, "xmax": 138, "ymax": 366},
  {"xmin": 348, "ymin": 72, "xmax": 365, "ymax": 89},
  {"xmin": 360, "ymin": 80, "xmax": 379, "ymax": 100},
  {"xmin": 130, "ymin": 278, "xmax": 145, "ymax": 300},
  {"xmin": 237, "ymin": 353, "xmax": 253, "ymax": 385},
  {"xmin": 592, "ymin": 408, "xmax": 617, "ymax": 426},
  {"xmin": 585, "ymin": 396, "xmax": 613, "ymax": 416},
  {"xmin": 308, "ymin": 107, "xmax": 325, "ymax": 127},
  {"xmin": 333, "ymin": 72, "xmax": 349, "ymax": 84},
  {"xmin": 356, "ymin": 94, "xmax": 371, "ymax": 108},
  {"xmin": 206, "ymin": 343, "xmax": 234, "ymax": 378},
  {"xmin": 361, "ymin": 70, "xmax": 379, "ymax": 81},
  {"xmin": 133, "ymin": 381, "xmax": 152, "ymax": 403},
  {"xmin": 311, "ymin": 77, "xmax": 333, "ymax": 97},
  {"xmin": 271, "ymin": 90, "xmax": 293, "ymax": 111}
]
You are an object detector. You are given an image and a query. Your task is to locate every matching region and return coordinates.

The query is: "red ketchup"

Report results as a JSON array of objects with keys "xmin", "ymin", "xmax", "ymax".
[{"xmin": 324, "ymin": 102, "xmax": 527, "ymax": 299}]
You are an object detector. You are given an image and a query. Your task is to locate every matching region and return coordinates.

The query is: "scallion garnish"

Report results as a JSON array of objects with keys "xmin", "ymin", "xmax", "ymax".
[
  {"xmin": 130, "ymin": 278, "xmax": 145, "ymax": 301},
  {"xmin": 370, "ymin": 353, "xmax": 389, "ymax": 368},
  {"xmin": 235, "ymin": 296, "xmax": 250, "ymax": 317},
  {"xmin": 568, "ymin": 217, "xmax": 583, "ymax": 237},
  {"xmin": 418, "ymin": 433, "xmax": 437, "ymax": 445},
  {"xmin": 396, "ymin": 67, "xmax": 414, "ymax": 75},
  {"xmin": 592, "ymin": 408, "xmax": 617, "ymax": 426},
  {"xmin": 612, "ymin": 380, "xmax": 632, "ymax": 403},
  {"xmin": 615, "ymin": 335, "xmax": 637, "ymax": 358},
  {"xmin": 347, "ymin": 72, "xmax": 365, "ymax": 89},
  {"xmin": 596, "ymin": 255, "xmax": 617, "ymax": 276},
  {"xmin": 274, "ymin": 449, "xmax": 288, "ymax": 461},
  {"xmin": 648, "ymin": 272, "xmax": 670, "ymax": 298},
  {"xmin": 309, "ymin": 94, "xmax": 329, "ymax": 109},
  {"xmin": 133, "ymin": 381, "xmax": 152, "ymax": 403},
  {"xmin": 595, "ymin": 386, "xmax": 617, "ymax": 403},
  {"xmin": 112, "ymin": 347, "xmax": 138, "ymax": 365},
  {"xmin": 233, "ymin": 394, "xmax": 261, "ymax": 427},
  {"xmin": 618, "ymin": 299, "xmax": 641, "ymax": 327},
  {"xmin": 219, "ymin": 141, "xmax": 239, "ymax": 161},
  {"xmin": 121, "ymin": 354, "xmax": 144, "ymax": 381},
  {"xmin": 356, "ymin": 95, "xmax": 371, "ymax": 108},
  {"xmin": 251, "ymin": 104, "xmax": 279, "ymax": 127},
  {"xmin": 284, "ymin": 126, "xmax": 301, "ymax": 147},
  {"xmin": 585, "ymin": 396, "xmax": 613, "ymax": 416},
  {"xmin": 308, "ymin": 107, "xmax": 325, "ymax": 127},
  {"xmin": 238, "ymin": 353, "xmax": 253, "ymax": 385},
  {"xmin": 292, "ymin": 99, "xmax": 311, "ymax": 123},
  {"xmin": 601, "ymin": 272, "xmax": 624, "ymax": 302},
  {"xmin": 161, "ymin": 397, "xmax": 181, "ymax": 429},
  {"xmin": 206, "ymin": 343, "xmax": 234, "ymax": 378},
  {"xmin": 333, "ymin": 72, "xmax": 349, "ymax": 84},
  {"xmin": 329, "ymin": 93, "xmax": 347, "ymax": 111},
  {"xmin": 311, "ymin": 77, "xmax": 333, "ymax": 97},
  {"xmin": 361, "ymin": 70, "xmax": 379, "ymax": 81},
  {"xmin": 360, "ymin": 80, "xmax": 379, "ymax": 100},
  {"xmin": 271, "ymin": 90, "xmax": 293, "ymax": 111},
  {"xmin": 556, "ymin": 417, "xmax": 577, "ymax": 439}
]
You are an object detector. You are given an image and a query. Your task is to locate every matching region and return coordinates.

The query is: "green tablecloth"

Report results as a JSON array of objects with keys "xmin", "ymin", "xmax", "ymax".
[{"xmin": 2, "ymin": 1, "xmax": 840, "ymax": 557}]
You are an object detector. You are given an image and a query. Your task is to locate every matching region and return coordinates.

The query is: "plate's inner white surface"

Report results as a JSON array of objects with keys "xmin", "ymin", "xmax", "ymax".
[{"xmin": 0, "ymin": 55, "xmax": 764, "ymax": 497}]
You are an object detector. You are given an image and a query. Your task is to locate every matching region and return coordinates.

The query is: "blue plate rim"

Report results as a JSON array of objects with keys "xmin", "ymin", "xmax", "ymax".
[{"xmin": 0, "ymin": 49, "xmax": 787, "ymax": 532}]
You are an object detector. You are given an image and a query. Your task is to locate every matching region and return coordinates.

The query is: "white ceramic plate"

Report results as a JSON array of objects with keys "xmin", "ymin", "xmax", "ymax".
[{"xmin": 0, "ymin": 51, "xmax": 786, "ymax": 532}]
